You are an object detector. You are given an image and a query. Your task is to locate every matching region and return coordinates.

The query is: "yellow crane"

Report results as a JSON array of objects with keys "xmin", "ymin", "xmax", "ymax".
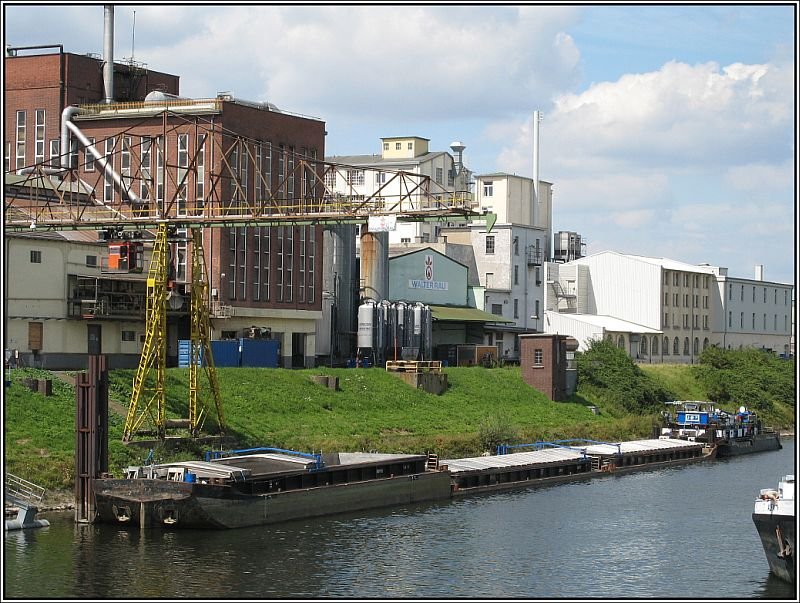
[{"xmin": 5, "ymin": 109, "xmax": 493, "ymax": 443}]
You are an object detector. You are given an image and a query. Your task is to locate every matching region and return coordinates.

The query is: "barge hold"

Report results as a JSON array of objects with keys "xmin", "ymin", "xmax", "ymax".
[
  {"xmin": 445, "ymin": 438, "xmax": 715, "ymax": 497},
  {"xmin": 93, "ymin": 448, "xmax": 451, "ymax": 529}
]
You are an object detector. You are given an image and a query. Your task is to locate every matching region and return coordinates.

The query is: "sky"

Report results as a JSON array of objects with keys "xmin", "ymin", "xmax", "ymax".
[{"xmin": 3, "ymin": 2, "xmax": 797, "ymax": 285}]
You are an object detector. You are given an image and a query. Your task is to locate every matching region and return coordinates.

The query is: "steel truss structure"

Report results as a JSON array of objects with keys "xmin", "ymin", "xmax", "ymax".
[{"xmin": 5, "ymin": 104, "xmax": 492, "ymax": 442}]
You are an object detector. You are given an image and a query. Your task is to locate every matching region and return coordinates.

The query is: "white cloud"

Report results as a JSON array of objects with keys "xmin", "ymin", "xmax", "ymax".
[{"xmin": 132, "ymin": 5, "xmax": 583, "ymax": 120}]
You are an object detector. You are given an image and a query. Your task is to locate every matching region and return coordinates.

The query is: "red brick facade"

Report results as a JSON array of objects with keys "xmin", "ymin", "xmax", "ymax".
[
  {"xmin": 520, "ymin": 334, "xmax": 579, "ymax": 401},
  {"xmin": 5, "ymin": 52, "xmax": 179, "ymax": 171},
  {"xmin": 5, "ymin": 51, "xmax": 325, "ymax": 314}
]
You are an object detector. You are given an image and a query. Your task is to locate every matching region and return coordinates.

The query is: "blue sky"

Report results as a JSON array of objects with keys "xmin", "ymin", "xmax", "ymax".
[{"xmin": 3, "ymin": 2, "xmax": 797, "ymax": 285}]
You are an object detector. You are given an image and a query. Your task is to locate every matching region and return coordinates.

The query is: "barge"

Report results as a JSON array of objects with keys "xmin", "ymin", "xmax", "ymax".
[
  {"xmin": 444, "ymin": 438, "xmax": 715, "ymax": 496},
  {"xmin": 93, "ymin": 448, "xmax": 451, "ymax": 529},
  {"xmin": 659, "ymin": 401, "xmax": 781, "ymax": 457},
  {"xmin": 94, "ymin": 438, "xmax": 716, "ymax": 529},
  {"xmin": 752, "ymin": 474, "xmax": 795, "ymax": 584}
]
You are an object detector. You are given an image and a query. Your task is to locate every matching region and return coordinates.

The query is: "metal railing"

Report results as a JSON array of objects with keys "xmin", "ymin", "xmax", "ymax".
[{"xmin": 5, "ymin": 473, "xmax": 46, "ymax": 507}]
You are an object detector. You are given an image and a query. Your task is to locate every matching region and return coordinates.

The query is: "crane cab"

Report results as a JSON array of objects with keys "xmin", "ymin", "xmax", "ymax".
[{"xmin": 104, "ymin": 241, "xmax": 144, "ymax": 273}]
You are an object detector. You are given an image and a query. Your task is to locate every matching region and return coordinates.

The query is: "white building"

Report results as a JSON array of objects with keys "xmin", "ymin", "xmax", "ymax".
[
  {"xmin": 429, "ymin": 173, "xmax": 553, "ymax": 361},
  {"xmin": 545, "ymin": 251, "xmax": 793, "ymax": 362},
  {"xmin": 4, "ymin": 230, "xmax": 149, "ymax": 369},
  {"xmin": 325, "ymin": 136, "xmax": 473, "ymax": 246},
  {"xmin": 710, "ymin": 264, "xmax": 794, "ymax": 357}
]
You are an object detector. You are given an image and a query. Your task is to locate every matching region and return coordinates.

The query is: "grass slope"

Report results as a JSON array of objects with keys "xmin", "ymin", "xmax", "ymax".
[{"xmin": 4, "ymin": 362, "xmax": 795, "ymax": 494}]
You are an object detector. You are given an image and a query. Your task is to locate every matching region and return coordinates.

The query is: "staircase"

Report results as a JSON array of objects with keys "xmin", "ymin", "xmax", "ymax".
[
  {"xmin": 5, "ymin": 473, "xmax": 50, "ymax": 530},
  {"xmin": 426, "ymin": 453, "xmax": 439, "ymax": 471}
]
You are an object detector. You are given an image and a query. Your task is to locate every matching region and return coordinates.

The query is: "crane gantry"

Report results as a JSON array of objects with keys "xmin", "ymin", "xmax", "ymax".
[{"xmin": 4, "ymin": 103, "xmax": 493, "ymax": 442}]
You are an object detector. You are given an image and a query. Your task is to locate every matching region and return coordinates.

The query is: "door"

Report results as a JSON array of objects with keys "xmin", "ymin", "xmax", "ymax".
[{"xmin": 87, "ymin": 324, "xmax": 102, "ymax": 355}]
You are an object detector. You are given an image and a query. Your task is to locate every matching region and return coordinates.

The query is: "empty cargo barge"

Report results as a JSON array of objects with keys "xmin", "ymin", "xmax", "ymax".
[
  {"xmin": 443, "ymin": 437, "xmax": 715, "ymax": 496},
  {"xmin": 93, "ymin": 438, "xmax": 715, "ymax": 529}
]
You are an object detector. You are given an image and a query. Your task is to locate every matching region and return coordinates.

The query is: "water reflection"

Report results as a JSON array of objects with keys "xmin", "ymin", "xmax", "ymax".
[{"xmin": 3, "ymin": 440, "xmax": 796, "ymax": 599}]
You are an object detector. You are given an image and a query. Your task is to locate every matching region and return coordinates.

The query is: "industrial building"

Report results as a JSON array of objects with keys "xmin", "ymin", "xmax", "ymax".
[
  {"xmin": 4, "ymin": 14, "xmax": 326, "ymax": 368},
  {"xmin": 544, "ymin": 251, "xmax": 793, "ymax": 362}
]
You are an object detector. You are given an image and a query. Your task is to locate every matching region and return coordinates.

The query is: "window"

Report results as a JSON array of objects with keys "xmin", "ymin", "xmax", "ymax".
[
  {"xmin": 85, "ymin": 255, "xmax": 97, "ymax": 267},
  {"xmin": 663, "ymin": 337, "xmax": 670, "ymax": 355},
  {"xmin": 196, "ymin": 135, "xmax": 206, "ymax": 211},
  {"xmin": 121, "ymin": 330, "xmax": 136, "ymax": 342},
  {"xmin": 35, "ymin": 109, "xmax": 45, "ymax": 164},
  {"xmin": 663, "ymin": 312, "xmax": 669, "ymax": 328},
  {"xmin": 375, "ymin": 171, "xmax": 386, "ymax": 185},
  {"xmin": 485, "ymin": 235, "xmax": 495, "ymax": 254},
  {"xmin": 30, "ymin": 250, "xmax": 42, "ymax": 263},
  {"xmin": 652, "ymin": 336, "xmax": 659, "ymax": 356},
  {"xmin": 49, "ymin": 140, "xmax": 60, "ymax": 168},
  {"xmin": 435, "ymin": 167, "xmax": 443, "ymax": 184},
  {"xmin": 483, "ymin": 181, "xmax": 494, "ymax": 197},
  {"xmin": 514, "ymin": 265, "xmax": 519, "ymax": 285},
  {"xmin": 407, "ymin": 142, "xmax": 413, "ymax": 150},
  {"xmin": 752, "ymin": 286, "xmax": 756, "ymax": 302},
  {"xmin": 741, "ymin": 285, "xmax": 744, "ymax": 301},
  {"xmin": 693, "ymin": 337, "xmax": 699, "ymax": 355},
  {"xmin": 491, "ymin": 304, "xmax": 503, "ymax": 316},
  {"xmin": 673, "ymin": 273, "xmax": 678, "ymax": 286},
  {"xmin": 728, "ymin": 284, "xmax": 732, "ymax": 300},
  {"xmin": 401, "ymin": 237, "xmax": 411, "ymax": 243},
  {"xmin": 664, "ymin": 271, "xmax": 669, "ymax": 285},
  {"xmin": 673, "ymin": 337, "xmax": 679, "ymax": 355},
  {"xmin": 104, "ymin": 137, "xmax": 116, "ymax": 202},
  {"xmin": 764, "ymin": 288, "xmax": 767, "ymax": 303},
  {"xmin": 4, "ymin": 141, "xmax": 10, "ymax": 173},
  {"xmin": 752, "ymin": 313, "xmax": 756, "ymax": 329},
  {"xmin": 640, "ymin": 337, "xmax": 648, "ymax": 356},
  {"xmin": 347, "ymin": 169, "xmax": 364, "ymax": 185},
  {"xmin": 16, "ymin": 110, "xmax": 26, "ymax": 170},
  {"xmin": 740, "ymin": 312, "xmax": 744, "ymax": 328},
  {"xmin": 534, "ymin": 349, "xmax": 543, "ymax": 365},
  {"xmin": 728, "ymin": 311, "xmax": 732, "ymax": 327},
  {"xmin": 617, "ymin": 335, "xmax": 624, "ymax": 349},
  {"xmin": 513, "ymin": 237, "xmax": 519, "ymax": 256},
  {"xmin": 664, "ymin": 292, "xmax": 669, "ymax": 306},
  {"xmin": 513, "ymin": 299, "xmax": 519, "ymax": 319},
  {"xmin": 683, "ymin": 338, "xmax": 689, "ymax": 356},
  {"xmin": 684, "ymin": 294, "xmax": 689, "ymax": 307},
  {"xmin": 684, "ymin": 274, "xmax": 689, "ymax": 287},
  {"xmin": 395, "ymin": 142, "xmax": 401, "ymax": 150},
  {"xmin": 673, "ymin": 293, "xmax": 679, "ymax": 306}
]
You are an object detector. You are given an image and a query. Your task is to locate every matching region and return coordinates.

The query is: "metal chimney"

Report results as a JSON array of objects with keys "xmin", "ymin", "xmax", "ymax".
[
  {"xmin": 532, "ymin": 111, "xmax": 542, "ymax": 206},
  {"xmin": 103, "ymin": 4, "xmax": 114, "ymax": 103},
  {"xmin": 755, "ymin": 264, "xmax": 764, "ymax": 281}
]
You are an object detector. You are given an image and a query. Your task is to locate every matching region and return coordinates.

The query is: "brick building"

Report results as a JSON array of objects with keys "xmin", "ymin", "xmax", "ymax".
[
  {"xmin": 520, "ymin": 333, "xmax": 578, "ymax": 401},
  {"xmin": 4, "ymin": 49, "xmax": 327, "ymax": 368}
]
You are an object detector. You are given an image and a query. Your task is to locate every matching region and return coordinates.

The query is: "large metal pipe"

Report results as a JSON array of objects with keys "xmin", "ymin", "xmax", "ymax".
[
  {"xmin": 103, "ymin": 5, "xmax": 114, "ymax": 104},
  {"xmin": 60, "ymin": 105, "xmax": 143, "ymax": 208}
]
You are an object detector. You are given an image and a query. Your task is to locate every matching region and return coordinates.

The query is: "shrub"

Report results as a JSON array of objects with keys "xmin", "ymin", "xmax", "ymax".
[
  {"xmin": 477, "ymin": 413, "xmax": 519, "ymax": 453},
  {"xmin": 576, "ymin": 339, "xmax": 675, "ymax": 413}
]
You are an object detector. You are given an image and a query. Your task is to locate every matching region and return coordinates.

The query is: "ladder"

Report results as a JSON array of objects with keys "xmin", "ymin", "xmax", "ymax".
[{"xmin": 426, "ymin": 453, "xmax": 439, "ymax": 471}]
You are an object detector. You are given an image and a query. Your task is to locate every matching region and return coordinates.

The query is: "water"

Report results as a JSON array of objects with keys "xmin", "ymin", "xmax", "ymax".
[{"xmin": 4, "ymin": 440, "xmax": 797, "ymax": 599}]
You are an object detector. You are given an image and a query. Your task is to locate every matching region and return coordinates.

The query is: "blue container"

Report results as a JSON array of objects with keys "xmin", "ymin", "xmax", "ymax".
[
  {"xmin": 184, "ymin": 472, "xmax": 196, "ymax": 483},
  {"xmin": 240, "ymin": 338, "xmax": 279, "ymax": 368},
  {"xmin": 210, "ymin": 340, "xmax": 240, "ymax": 367},
  {"xmin": 178, "ymin": 340, "xmax": 204, "ymax": 367}
]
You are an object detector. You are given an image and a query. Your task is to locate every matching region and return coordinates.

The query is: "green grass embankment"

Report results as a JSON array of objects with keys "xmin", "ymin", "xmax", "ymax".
[{"xmin": 4, "ymin": 359, "xmax": 795, "ymax": 496}]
